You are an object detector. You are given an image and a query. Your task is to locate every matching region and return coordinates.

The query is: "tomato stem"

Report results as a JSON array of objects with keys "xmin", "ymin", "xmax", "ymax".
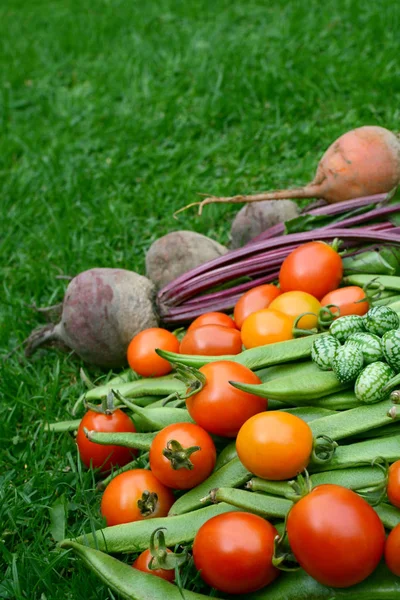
[
  {"xmin": 272, "ymin": 530, "xmax": 300, "ymax": 572},
  {"xmin": 137, "ymin": 490, "xmax": 159, "ymax": 517},
  {"xmin": 173, "ymin": 364, "xmax": 207, "ymax": 399},
  {"xmin": 148, "ymin": 527, "xmax": 188, "ymax": 571},
  {"xmin": 318, "ymin": 304, "xmax": 339, "ymax": 328},
  {"xmin": 163, "ymin": 439, "xmax": 200, "ymax": 470}
]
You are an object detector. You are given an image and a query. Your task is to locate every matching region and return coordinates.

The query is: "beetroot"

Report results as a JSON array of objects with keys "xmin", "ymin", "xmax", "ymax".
[
  {"xmin": 25, "ymin": 268, "xmax": 158, "ymax": 368},
  {"xmin": 176, "ymin": 126, "xmax": 400, "ymax": 214}
]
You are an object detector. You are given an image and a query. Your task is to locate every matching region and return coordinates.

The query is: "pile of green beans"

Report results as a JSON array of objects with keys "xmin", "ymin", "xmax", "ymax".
[{"xmin": 49, "ymin": 331, "xmax": 400, "ymax": 598}]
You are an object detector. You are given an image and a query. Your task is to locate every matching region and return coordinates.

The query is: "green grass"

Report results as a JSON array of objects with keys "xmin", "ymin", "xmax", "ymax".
[{"xmin": 1, "ymin": 0, "xmax": 399, "ymax": 597}]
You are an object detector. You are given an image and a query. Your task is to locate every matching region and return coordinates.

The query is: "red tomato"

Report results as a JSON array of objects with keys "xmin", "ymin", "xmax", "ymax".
[
  {"xmin": 387, "ymin": 460, "xmax": 400, "ymax": 509},
  {"xmin": 279, "ymin": 241, "xmax": 343, "ymax": 300},
  {"xmin": 287, "ymin": 484, "xmax": 385, "ymax": 587},
  {"xmin": 236, "ymin": 412, "xmax": 313, "ymax": 480},
  {"xmin": 149, "ymin": 423, "xmax": 216, "ymax": 489},
  {"xmin": 320, "ymin": 286, "xmax": 369, "ymax": 317},
  {"xmin": 186, "ymin": 361, "xmax": 265, "ymax": 437},
  {"xmin": 241, "ymin": 308, "xmax": 293, "ymax": 349},
  {"xmin": 234, "ymin": 284, "xmax": 281, "ymax": 329},
  {"xmin": 269, "ymin": 291, "xmax": 321, "ymax": 329},
  {"xmin": 179, "ymin": 325, "xmax": 242, "ymax": 356},
  {"xmin": 132, "ymin": 549, "xmax": 175, "ymax": 582},
  {"xmin": 127, "ymin": 328, "xmax": 179, "ymax": 377},
  {"xmin": 188, "ymin": 312, "xmax": 237, "ymax": 331},
  {"xmin": 385, "ymin": 523, "xmax": 400, "ymax": 576},
  {"xmin": 192, "ymin": 511, "xmax": 279, "ymax": 594},
  {"xmin": 100, "ymin": 469, "xmax": 174, "ymax": 526},
  {"xmin": 76, "ymin": 409, "xmax": 137, "ymax": 473}
]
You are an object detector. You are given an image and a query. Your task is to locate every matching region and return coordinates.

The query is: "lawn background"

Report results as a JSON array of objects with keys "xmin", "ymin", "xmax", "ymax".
[{"xmin": 1, "ymin": 0, "xmax": 399, "ymax": 598}]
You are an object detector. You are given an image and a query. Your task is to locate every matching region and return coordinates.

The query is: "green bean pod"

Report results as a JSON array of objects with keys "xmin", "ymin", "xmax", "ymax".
[
  {"xmin": 310, "ymin": 435, "xmax": 400, "ymax": 473},
  {"xmin": 231, "ymin": 362, "xmax": 349, "ymax": 403},
  {"xmin": 206, "ymin": 487, "xmax": 292, "ymax": 520},
  {"xmin": 120, "ymin": 400, "xmax": 193, "ymax": 432},
  {"xmin": 248, "ymin": 465, "xmax": 387, "ymax": 501},
  {"xmin": 70, "ymin": 502, "xmax": 240, "ymax": 553},
  {"xmin": 60, "ymin": 540, "xmax": 223, "ymax": 600},
  {"xmin": 84, "ymin": 430, "xmax": 156, "ymax": 450},
  {"xmin": 343, "ymin": 274, "xmax": 400, "ymax": 292},
  {"xmin": 157, "ymin": 334, "xmax": 322, "ymax": 371},
  {"xmin": 45, "ymin": 419, "xmax": 81, "ymax": 433},
  {"xmin": 375, "ymin": 503, "xmax": 400, "ymax": 529},
  {"xmin": 309, "ymin": 398, "xmax": 393, "ymax": 441},
  {"xmin": 242, "ymin": 563, "xmax": 400, "ymax": 600},
  {"xmin": 73, "ymin": 376, "xmax": 185, "ymax": 415},
  {"xmin": 214, "ymin": 442, "xmax": 237, "ymax": 471},
  {"xmin": 308, "ymin": 391, "xmax": 359, "ymax": 410},
  {"xmin": 168, "ymin": 457, "xmax": 251, "ymax": 516},
  {"xmin": 281, "ymin": 407, "xmax": 337, "ymax": 422}
]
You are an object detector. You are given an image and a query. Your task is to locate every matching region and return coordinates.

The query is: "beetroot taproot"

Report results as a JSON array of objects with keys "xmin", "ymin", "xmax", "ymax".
[
  {"xmin": 25, "ymin": 268, "xmax": 158, "ymax": 368},
  {"xmin": 177, "ymin": 126, "xmax": 400, "ymax": 214}
]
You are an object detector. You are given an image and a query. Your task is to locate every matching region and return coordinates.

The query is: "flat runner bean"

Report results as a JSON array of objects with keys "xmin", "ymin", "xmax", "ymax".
[{"xmin": 70, "ymin": 502, "xmax": 241, "ymax": 553}]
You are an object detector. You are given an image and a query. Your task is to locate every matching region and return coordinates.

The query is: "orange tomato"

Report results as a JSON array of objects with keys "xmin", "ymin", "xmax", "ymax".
[
  {"xmin": 127, "ymin": 328, "xmax": 179, "ymax": 377},
  {"xmin": 269, "ymin": 291, "xmax": 321, "ymax": 329},
  {"xmin": 234, "ymin": 285, "xmax": 281, "ymax": 329},
  {"xmin": 320, "ymin": 286, "xmax": 369, "ymax": 318},
  {"xmin": 188, "ymin": 312, "xmax": 237, "ymax": 331},
  {"xmin": 279, "ymin": 241, "xmax": 343, "ymax": 300},
  {"xmin": 236, "ymin": 412, "xmax": 313, "ymax": 480},
  {"xmin": 241, "ymin": 309, "xmax": 293, "ymax": 349}
]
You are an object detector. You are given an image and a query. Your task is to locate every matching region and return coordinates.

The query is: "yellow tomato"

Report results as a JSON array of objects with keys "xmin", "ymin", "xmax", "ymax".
[{"xmin": 269, "ymin": 291, "xmax": 321, "ymax": 330}]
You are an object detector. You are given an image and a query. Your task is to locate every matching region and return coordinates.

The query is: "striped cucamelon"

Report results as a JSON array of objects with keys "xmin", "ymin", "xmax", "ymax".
[
  {"xmin": 364, "ymin": 306, "xmax": 400, "ymax": 336},
  {"xmin": 329, "ymin": 315, "xmax": 365, "ymax": 343},
  {"xmin": 331, "ymin": 345, "xmax": 364, "ymax": 384},
  {"xmin": 354, "ymin": 361, "xmax": 395, "ymax": 404},
  {"xmin": 345, "ymin": 332, "xmax": 383, "ymax": 365},
  {"xmin": 311, "ymin": 335, "xmax": 341, "ymax": 371}
]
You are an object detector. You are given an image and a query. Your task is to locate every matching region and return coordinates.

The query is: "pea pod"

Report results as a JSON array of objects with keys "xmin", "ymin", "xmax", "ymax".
[
  {"xmin": 279, "ymin": 407, "xmax": 337, "ymax": 422},
  {"xmin": 243, "ymin": 563, "xmax": 400, "ymax": 600},
  {"xmin": 214, "ymin": 442, "xmax": 237, "ymax": 471},
  {"xmin": 84, "ymin": 430, "xmax": 156, "ymax": 450},
  {"xmin": 267, "ymin": 391, "xmax": 360, "ymax": 411},
  {"xmin": 310, "ymin": 435, "xmax": 400, "ymax": 473},
  {"xmin": 71, "ymin": 502, "xmax": 240, "ymax": 553},
  {"xmin": 168, "ymin": 457, "xmax": 251, "ymax": 516},
  {"xmin": 231, "ymin": 363, "xmax": 349, "ymax": 403},
  {"xmin": 158, "ymin": 334, "xmax": 322, "ymax": 371},
  {"xmin": 309, "ymin": 398, "xmax": 393, "ymax": 441},
  {"xmin": 60, "ymin": 540, "xmax": 222, "ymax": 600},
  {"xmin": 375, "ymin": 503, "xmax": 400, "ymax": 529}
]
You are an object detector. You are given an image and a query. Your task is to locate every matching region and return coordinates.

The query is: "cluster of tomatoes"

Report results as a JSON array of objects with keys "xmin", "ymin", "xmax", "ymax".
[{"xmin": 73, "ymin": 240, "xmax": 398, "ymax": 595}]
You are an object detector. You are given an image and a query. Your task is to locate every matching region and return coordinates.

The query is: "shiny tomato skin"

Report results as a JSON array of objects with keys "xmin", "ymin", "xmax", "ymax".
[
  {"xmin": 279, "ymin": 241, "xmax": 343, "ymax": 300},
  {"xmin": 76, "ymin": 409, "xmax": 137, "ymax": 472},
  {"xmin": 320, "ymin": 286, "xmax": 369, "ymax": 317},
  {"xmin": 100, "ymin": 469, "xmax": 174, "ymax": 526},
  {"xmin": 127, "ymin": 328, "xmax": 179, "ymax": 377},
  {"xmin": 385, "ymin": 524, "xmax": 400, "ymax": 576},
  {"xmin": 179, "ymin": 325, "xmax": 242, "ymax": 356},
  {"xmin": 186, "ymin": 361, "xmax": 265, "ymax": 437},
  {"xmin": 287, "ymin": 484, "xmax": 385, "ymax": 587},
  {"xmin": 149, "ymin": 423, "xmax": 217, "ymax": 489},
  {"xmin": 234, "ymin": 284, "xmax": 281, "ymax": 329},
  {"xmin": 387, "ymin": 460, "xmax": 400, "ymax": 509},
  {"xmin": 241, "ymin": 308, "xmax": 293, "ymax": 349},
  {"xmin": 269, "ymin": 291, "xmax": 321, "ymax": 329},
  {"xmin": 188, "ymin": 312, "xmax": 237, "ymax": 331},
  {"xmin": 132, "ymin": 549, "xmax": 175, "ymax": 582},
  {"xmin": 236, "ymin": 412, "xmax": 313, "ymax": 480},
  {"xmin": 192, "ymin": 511, "xmax": 279, "ymax": 594}
]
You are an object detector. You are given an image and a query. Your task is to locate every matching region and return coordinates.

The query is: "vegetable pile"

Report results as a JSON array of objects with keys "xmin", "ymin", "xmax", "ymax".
[
  {"xmin": 20, "ymin": 125, "xmax": 400, "ymax": 598},
  {"xmin": 45, "ymin": 228, "xmax": 400, "ymax": 599}
]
